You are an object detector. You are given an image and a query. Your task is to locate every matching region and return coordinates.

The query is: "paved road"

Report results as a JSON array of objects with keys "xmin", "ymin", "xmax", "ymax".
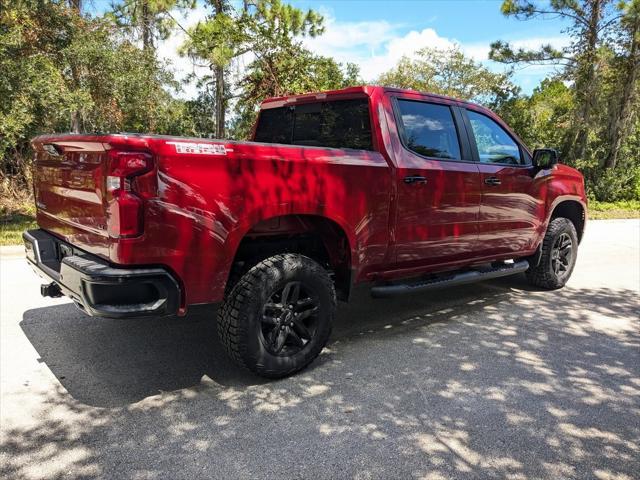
[{"xmin": 1, "ymin": 220, "xmax": 639, "ymax": 480}]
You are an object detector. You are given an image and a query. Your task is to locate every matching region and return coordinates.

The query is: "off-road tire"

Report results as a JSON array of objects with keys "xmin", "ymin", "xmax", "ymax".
[
  {"xmin": 526, "ymin": 217, "xmax": 578, "ymax": 289},
  {"xmin": 217, "ymin": 253, "xmax": 336, "ymax": 378}
]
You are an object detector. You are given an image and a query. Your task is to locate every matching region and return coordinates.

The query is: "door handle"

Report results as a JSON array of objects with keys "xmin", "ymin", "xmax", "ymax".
[
  {"xmin": 484, "ymin": 176, "xmax": 501, "ymax": 186},
  {"xmin": 404, "ymin": 176, "xmax": 427, "ymax": 185}
]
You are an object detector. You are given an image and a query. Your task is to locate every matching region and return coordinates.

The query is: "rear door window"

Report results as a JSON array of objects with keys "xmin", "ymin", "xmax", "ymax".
[
  {"xmin": 254, "ymin": 98, "xmax": 373, "ymax": 151},
  {"xmin": 395, "ymin": 100, "xmax": 462, "ymax": 160}
]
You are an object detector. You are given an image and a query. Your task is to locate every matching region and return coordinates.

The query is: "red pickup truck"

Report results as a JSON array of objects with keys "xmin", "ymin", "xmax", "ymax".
[{"xmin": 24, "ymin": 85, "xmax": 587, "ymax": 377}]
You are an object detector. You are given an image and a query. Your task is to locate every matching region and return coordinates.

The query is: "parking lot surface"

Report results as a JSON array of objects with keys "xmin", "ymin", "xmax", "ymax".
[{"xmin": 1, "ymin": 219, "xmax": 639, "ymax": 479}]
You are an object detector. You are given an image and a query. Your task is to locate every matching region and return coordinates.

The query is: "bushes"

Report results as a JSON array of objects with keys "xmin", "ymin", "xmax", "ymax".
[
  {"xmin": 585, "ymin": 164, "xmax": 640, "ymax": 202},
  {"xmin": 0, "ymin": 2, "xmax": 203, "ymax": 198}
]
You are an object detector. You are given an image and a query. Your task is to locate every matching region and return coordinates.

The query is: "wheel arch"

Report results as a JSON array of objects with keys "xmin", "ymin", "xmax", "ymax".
[
  {"xmin": 222, "ymin": 213, "xmax": 356, "ymax": 301},
  {"xmin": 549, "ymin": 198, "xmax": 586, "ymax": 243}
]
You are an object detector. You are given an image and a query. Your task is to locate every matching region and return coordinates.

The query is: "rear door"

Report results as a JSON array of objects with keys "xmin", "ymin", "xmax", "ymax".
[
  {"xmin": 462, "ymin": 108, "xmax": 541, "ymax": 256},
  {"xmin": 391, "ymin": 96, "xmax": 482, "ymax": 269}
]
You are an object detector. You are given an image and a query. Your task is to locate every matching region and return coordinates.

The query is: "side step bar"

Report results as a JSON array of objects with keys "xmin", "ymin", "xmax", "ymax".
[{"xmin": 370, "ymin": 260, "xmax": 530, "ymax": 298}]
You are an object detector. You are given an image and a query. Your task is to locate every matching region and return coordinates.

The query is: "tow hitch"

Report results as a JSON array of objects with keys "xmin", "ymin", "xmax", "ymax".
[{"xmin": 41, "ymin": 282, "xmax": 62, "ymax": 298}]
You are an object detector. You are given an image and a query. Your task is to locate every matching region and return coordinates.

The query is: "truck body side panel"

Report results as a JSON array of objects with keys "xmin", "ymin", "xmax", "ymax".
[{"xmin": 32, "ymin": 135, "xmax": 392, "ymax": 306}]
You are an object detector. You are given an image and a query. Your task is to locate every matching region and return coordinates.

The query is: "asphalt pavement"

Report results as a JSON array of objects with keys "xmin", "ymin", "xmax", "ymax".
[{"xmin": 1, "ymin": 219, "xmax": 639, "ymax": 479}]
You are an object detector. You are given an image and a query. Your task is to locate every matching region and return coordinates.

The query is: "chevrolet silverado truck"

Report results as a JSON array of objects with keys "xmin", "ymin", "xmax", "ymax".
[{"xmin": 24, "ymin": 85, "xmax": 587, "ymax": 378}]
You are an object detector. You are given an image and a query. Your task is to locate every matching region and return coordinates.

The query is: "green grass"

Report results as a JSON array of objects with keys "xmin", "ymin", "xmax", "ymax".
[
  {"xmin": 589, "ymin": 200, "xmax": 640, "ymax": 220},
  {"xmin": 0, "ymin": 213, "xmax": 36, "ymax": 246}
]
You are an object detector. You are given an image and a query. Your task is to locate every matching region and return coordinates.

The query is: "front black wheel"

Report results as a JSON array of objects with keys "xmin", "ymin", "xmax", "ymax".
[
  {"xmin": 526, "ymin": 217, "xmax": 578, "ymax": 289},
  {"xmin": 217, "ymin": 254, "xmax": 336, "ymax": 378}
]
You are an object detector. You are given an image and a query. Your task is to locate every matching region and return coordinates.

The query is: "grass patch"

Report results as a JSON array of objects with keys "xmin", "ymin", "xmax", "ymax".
[
  {"xmin": 589, "ymin": 200, "xmax": 640, "ymax": 220},
  {"xmin": 0, "ymin": 193, "xmax": 36, "ymax": 246},
  {"xmin": 1, "ymin": 213, "xmax": 36, "ymax": 246}
]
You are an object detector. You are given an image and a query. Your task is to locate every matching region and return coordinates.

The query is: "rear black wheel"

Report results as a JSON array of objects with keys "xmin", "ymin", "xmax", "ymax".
[
  {"xmin": 526, "ymin": 217, "xmax": 578, "ymax": 289},
  {"xmin": 217, "ymin": 254, "xmax": 335, "ymax": 378},
  {"xmin": 260, "ymin": 281, "xmax": 321, "ymax": 357}
]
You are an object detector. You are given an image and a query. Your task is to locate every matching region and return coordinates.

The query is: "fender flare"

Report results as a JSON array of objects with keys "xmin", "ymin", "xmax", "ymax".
[{"xmin": 217, "ymin": 204, "xmax": 359, "ymax": 285}]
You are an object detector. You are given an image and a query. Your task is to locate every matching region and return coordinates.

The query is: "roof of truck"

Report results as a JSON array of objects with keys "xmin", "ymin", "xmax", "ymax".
[{"xmin": 260, "ymin": 85, "xmax": 482, "ymax": 110}]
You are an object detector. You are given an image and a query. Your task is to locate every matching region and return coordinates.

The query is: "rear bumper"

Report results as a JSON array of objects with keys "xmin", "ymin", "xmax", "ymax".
[{"xmin": 23, "ymin": 229, "xmax": 180, "ymax": 318}]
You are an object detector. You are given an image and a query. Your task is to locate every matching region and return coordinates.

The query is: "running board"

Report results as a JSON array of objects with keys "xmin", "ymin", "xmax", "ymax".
[{"xmin": 370, "ymin": 260, "xmax": 530, "ymax": 298}]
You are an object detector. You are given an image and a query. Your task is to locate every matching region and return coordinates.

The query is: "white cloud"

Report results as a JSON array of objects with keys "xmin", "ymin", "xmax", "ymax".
[
  {"xmin": 301, "ymin": 17, "xmax": 455, "ymax": 80},
  {"xmin": 303, "ymin": 15, "xmax": 572, "ymax": 86},
  {"xmin": 307, "ymin": 17, "xmax": 398, "ymax": 54}
]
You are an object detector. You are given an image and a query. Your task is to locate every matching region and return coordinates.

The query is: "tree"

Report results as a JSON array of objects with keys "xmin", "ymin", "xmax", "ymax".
[
  {"xmin": 109, "ymin": 0, "xmax": 196, "ymax": 52},
  {"xmin": 376, "ymin": 46, "xmax": 519, "ymax": 107},
  {"xmin": 604, "ymin": 0, "xmax": 640, "ymax": 168},
  {"xmin": 232, "ymin": 48, "xmax": 361, "ymax": 138},
  {"xmin": 490, "ymin": 0, "xmax": 618, "ymax": 163},
  {"xmin": 0, "ymin": 1, "xmax": 189, "ymax": 188},
  {"xmin": 179, "ymin": 0, "xmax": 235, "ymax": 138},
  {"xmin": 497, "ymin": 78, "xmax": 574, "ymax": 149},
  {"xmin": 180, "ymin": 0, "xmax": 324, "ymax": 138}
]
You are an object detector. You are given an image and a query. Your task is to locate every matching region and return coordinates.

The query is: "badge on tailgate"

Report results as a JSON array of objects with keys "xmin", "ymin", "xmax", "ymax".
[{"xmin": 167, "ymin": 142, "xmax": 233, "ymax": 155}]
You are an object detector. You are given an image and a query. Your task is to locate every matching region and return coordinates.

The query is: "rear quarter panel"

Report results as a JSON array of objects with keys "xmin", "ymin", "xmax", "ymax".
[{"xmin": 121, "ymin": 139, "xmax": 392, "ymax": 305}]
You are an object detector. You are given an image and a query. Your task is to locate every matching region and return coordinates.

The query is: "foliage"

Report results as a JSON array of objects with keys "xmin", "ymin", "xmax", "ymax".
[
  {"xmin": 0, "ymin": 214, "xmax": 37, "ymax": 246},
  {"xmin": 180, "ymin": 0, "xmax": 325, "ymax": 137},
  {"xmin": 1, "ymin": 0, "xmax": 638, "ymax": 215},
  {"xmin": 0, "ymin": 0, "xmax": 191, "ymax": 187},
  {"xmin": 496, "ymin": 78, "xmax": 574, "ymax": 149},
  {"xmin": 490, "ymin": 0, "xmax": 618, "ymax": 164},
  {"xmin": 376, "ymin": 47, "xmax": 519, "ymax": 107},
  {"xmin": 109, "ymin": 0, "xmax": 196, "ymax": 51},
  {"xmin": 231, "ymin": 48, "xmax": 361, "ymax": 139},
  {"xmin": 488, "ymin": 0, "xmax": 640, "ymax": 201}
]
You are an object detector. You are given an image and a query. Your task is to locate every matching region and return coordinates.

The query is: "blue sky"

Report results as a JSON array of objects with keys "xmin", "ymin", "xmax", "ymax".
[
  {"xmin": 290, "ymin": 0, "xmax": 571, "ymax": 92},
  {"xmin": 89, "ymin": 0, "xmax": 573, "ymax": 97}
]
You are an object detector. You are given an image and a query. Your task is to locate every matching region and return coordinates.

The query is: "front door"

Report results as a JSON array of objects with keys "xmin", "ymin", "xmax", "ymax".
[
  {"xmin": 463, "ymin": 108, "xmax": 541, "ymax": 257},
  {"xmin": 392, "ymin": 97, "xmax": 482, "ymax": 269}
]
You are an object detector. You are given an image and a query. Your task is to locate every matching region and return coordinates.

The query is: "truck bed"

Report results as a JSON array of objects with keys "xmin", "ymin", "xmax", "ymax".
[{"xmin": 31, "ymin": 133, "xmax": 392, "ymax": 305}]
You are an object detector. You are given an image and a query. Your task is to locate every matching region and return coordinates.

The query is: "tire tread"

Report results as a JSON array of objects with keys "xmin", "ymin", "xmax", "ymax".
[
  {"xmin": 526, "ymin": 217, "xmax": 578, "ymax": 289},
  {"xmin": 217, "ymin": 253, "xmax": 335, "ymax": 378}
]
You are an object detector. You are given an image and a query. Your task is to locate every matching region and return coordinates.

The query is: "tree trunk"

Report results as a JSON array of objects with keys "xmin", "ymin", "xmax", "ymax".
[
  {"xmin": 141, "ymin": 0, "xmax": 152, "ymax": 52},
  {"xmin": 570, "ymin": 0, "xmax": 604, "ymax": 162},
  {"xmin": 70, "ymin": 111, "xmax": 81, "ymax": 133},
  {"xmin": 215, "ymin": 66, "xmax": 225, "ymax": 138},
  {"xmin": 213, "ymin": 0, "xmax": 225, "ymax": 138},
  {"xmin": 69, "ymin": 0, "xmax": 82, "ymax": 132},
  {"xmin": 605, "ymin": 9, "xmax": 640, "ymax": 169}
]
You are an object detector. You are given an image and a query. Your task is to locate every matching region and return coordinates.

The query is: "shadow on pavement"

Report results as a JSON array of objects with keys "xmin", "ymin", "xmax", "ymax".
[
  {"xmin": 16, "ymin": 274, "xmax": 634, "ymax": 408},
  {"xmin": 19, "ymin": 278, "xmax": 517, "ymax": 407},
  {"xmin": 6, "ymin": 278, "xmax": 640, "ymax": 479}
]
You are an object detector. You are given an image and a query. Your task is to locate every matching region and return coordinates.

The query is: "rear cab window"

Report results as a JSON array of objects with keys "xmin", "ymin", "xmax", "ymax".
[
  {"xmin": 394, "ymin": 99, "xmax": 462, "ymax": 161},
  {"xmin": 254, "ymin": 98, "xmax": 373, "ymax": 151}
]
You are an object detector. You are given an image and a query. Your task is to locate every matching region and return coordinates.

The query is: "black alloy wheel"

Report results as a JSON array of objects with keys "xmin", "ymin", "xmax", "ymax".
[
  {"xmin": 260, "ymin": 281, "xmax": 320, "ymax": 356},
  {"xmin": 550, "ymin": 232, "xmax": 573, "ymax": 280}
]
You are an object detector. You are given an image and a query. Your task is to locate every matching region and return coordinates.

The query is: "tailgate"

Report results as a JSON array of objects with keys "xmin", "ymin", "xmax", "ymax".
[{"xmin": 31, "ymin": 136, "xmax": 110, "ymax": 257}]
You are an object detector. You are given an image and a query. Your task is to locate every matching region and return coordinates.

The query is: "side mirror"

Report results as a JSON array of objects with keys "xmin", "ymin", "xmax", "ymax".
[{"xmin": 532, "ymin": 148, "xmax": 559, "ymax": 169}]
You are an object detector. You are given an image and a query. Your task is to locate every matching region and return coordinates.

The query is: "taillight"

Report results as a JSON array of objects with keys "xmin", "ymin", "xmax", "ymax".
[{"xmin": 106, "ymin": 150, "xmax": 153, "ymax": 238}]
